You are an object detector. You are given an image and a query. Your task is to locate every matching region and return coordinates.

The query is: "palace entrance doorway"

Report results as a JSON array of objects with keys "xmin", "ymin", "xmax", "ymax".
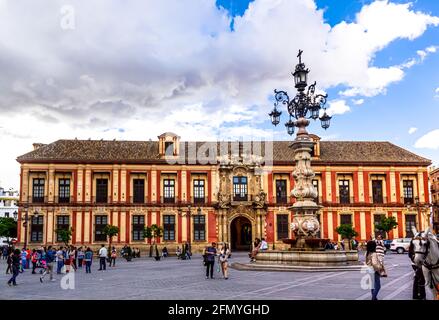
[{"xmin": 230, "ymin": 216, "xmax": 252, "ymax": 251}]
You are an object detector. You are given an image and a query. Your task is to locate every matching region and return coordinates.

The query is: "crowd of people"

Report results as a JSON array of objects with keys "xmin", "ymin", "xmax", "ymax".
[{"xmin": 3, "ymin": 244, "xmax": 120, "ymax": 285}]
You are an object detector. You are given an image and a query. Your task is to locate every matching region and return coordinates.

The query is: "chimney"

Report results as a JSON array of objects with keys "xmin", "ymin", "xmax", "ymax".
[{"xmin": 32, "ymin": 143, "xmax": 46, "ymax": 150}]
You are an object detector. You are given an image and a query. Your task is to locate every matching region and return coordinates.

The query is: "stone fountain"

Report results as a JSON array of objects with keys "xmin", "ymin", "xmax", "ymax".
[{"xmin": 232, "ymin": 51, "xmax": 360, "ymax": 271}]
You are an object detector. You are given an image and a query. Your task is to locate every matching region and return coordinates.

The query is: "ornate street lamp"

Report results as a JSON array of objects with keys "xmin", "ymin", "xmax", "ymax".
[
  {"xmin": 269, "ymin": 50, "xmax": 331, "ymax": 136},
  {"xmin": 269, "ymin": 50, "xmax": 333, "ymax": 248}
]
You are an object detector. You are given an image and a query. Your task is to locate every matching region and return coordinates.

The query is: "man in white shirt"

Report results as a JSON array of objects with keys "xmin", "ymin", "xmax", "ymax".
[
  {"xmin": 98, "ymin": 245, "xmax": 107, "ymax": 271},
  {"xmin": 260, "ymin": 238, "xmax": 268, "ymax": 251}
]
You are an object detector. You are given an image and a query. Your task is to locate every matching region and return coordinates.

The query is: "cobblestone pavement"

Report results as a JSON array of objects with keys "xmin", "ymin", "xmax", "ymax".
[{"xmin": 0, "ymin": 251, "xmax": 434, "ymax": 300}]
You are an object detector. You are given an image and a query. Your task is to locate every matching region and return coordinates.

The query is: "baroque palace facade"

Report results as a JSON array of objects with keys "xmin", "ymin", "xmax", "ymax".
[{"xmin": 16, "ymin": 132, "xmax": 432, "ymax": 251}]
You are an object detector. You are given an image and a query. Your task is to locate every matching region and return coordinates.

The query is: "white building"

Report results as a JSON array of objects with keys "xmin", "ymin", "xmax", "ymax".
[{"xmin": 0, "ymin": 186, "xmax": 19, "ymax": 245}]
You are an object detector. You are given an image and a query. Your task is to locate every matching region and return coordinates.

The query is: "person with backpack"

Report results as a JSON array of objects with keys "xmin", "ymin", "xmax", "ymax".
[
  {"xmin": 40, "ymin": 246, "xmax": 56, "ymax": 282},
  {"xmin": 84, "ymin": 247, "xmax": 93, "ymax": 273},
  {"xmin": 109, "ymin": 247, "xmax": 117, "ymax": 267},
  {"xmin": 7, "ymin": 249, "xmax": 21, "ymax": 286}
]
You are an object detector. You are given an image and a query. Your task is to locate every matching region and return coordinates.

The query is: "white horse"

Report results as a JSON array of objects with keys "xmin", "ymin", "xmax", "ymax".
[{"xmin": 413, "ymin": 227, "xmax": 439, "ymax": 300}]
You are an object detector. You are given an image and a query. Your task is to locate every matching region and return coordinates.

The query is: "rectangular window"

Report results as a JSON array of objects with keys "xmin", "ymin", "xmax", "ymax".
[
  {"xmin": 339, "ymin": 180, "xmax": 350, "ymax": 204},
  {"xmin": 194, "ymin": 215, "xmax": 206, "ymax": 241},
  {"xmin": 405, "ymin": 215, "xmax": 417, "ymax": 238},
  {"xmin": 163, "ymin": 215, "xmax": 175, "ymax": 241},
  {"xmin": 165, "ymin": 141, "xmax": 174, "ymax": 156},
  {"xmin": 312, "ymin": 179, "xmax": 319, "ymax": 203},
  {"xmin": 193, "ymin": 179, "xmax": 205, "ymax": 204},
  {"xmin": 56, "ymin": 215, "xmax": 70, "ymax": 242},
  {"xmin": 372, "ymin": 180, "xmax": 383, "ymax": 204},
  {"xmin": 133, "ymin": 179, "xmax": 145, "ymax": 203},
  {"xmin": 403, "ymin": 180, "xmax": 414, "ymax": 204},
  {"xmin": 340, "ymin": 214, "xmax": 352, "ymax": 225},
  {"xmin": 31, "ymin": 216, "xmax": 44, "ymax": 242},
  {"xmin": 277, "ymin": 214, "xmax": 289, "ymax": 240},
  {"xmin": 58, "ymin": 179, "xmax": 70, "ymax": 203},
  {"xmin": 132, "ymin": 215, "xmax": 145, "ymax": 241},
  {"xmin": 94, "ymin": 215, "xmax": 108, "ymax": 242},
  {"xmin": 5, "ymin": 212, "xmax": 9, "ymax": 218},
  {"xmin": 276, "ymin": 180, "xmax": 287, "ymax": 204},
  {"xmin": 32, "ymin": 178, "xmax": 45, "ymax": 203},
  {"xmin": 233, "ymin": 176, "xmax": 248, "ymax": 201},
  {"xmin": 96, "ymin": 179, "xmax": 108, "ymax": 203},
  {"xmin": 163, "ymin": 179, "xmax": 175, "ymax": 203}
]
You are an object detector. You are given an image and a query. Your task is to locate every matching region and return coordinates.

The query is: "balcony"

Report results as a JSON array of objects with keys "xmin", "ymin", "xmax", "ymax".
[
  {"xmin": 369, "ymin": 196, "xmax": 387, "ymax": 204},
  {"xmin": 162, "ymin": 196, "xmax": 176, "ymax": 204},
  {"xmin": 233, "ymin": 194, "xmax": 248, "ymax": 202},
  {"xmin": 130, "ymin": 195, "xmax": 146, "ymax": 204},
  {"xmin": 55, "ymin": 196, "xmax": 72, "ymax": 204},
  {"xmin": 193, "ymin": 197, "xmax": 205, "ymax": 205},
  {"xmin": 402, "ymin": 197, "xmax": 414, "ymax": 205},
  {"xmin": 336, "ymin": 196, "xmax": 354, "ymax": 205},
  {"xmin": 28, "ymin": 196, "xmax": 48, "ymax": 204},
  {"xmin": 92, "ymin": 196, "xmax": 112, "ymax": 204},
  {"xmin": 275, "ymin": 196, "xmax": 288, "ymax": 205}
]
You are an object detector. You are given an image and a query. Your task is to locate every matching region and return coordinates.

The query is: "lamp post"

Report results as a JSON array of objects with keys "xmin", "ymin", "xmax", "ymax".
[
  {"xmin": 406, "ymin": 196, "xmax": 434, "ymax": 232},
  {"xmin": 269, "ymin": 50, "xmax": 332, "ymax": 248}
]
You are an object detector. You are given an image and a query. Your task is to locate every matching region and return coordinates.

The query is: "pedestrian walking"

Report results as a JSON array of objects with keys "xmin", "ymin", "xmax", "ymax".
[
  {"xmin": 56, "ymin": 247, "xmax": 65, "ymax": 274},
  {"xmin": 40, "ymin": 246, "xmax": 56, "ymax": 282},
  {"xmin": 6, "ymin": 251, "xmax": 13, "ymax": 274},
  {"xmin": 77, "ymin": 247, "xmax": 84, "ymax": 268},
  {"xmin": 7, "ymin": 249, "xmax": 21, "ymax": 286},
  {"xmin": 20, "ymin": 248, "xmax": 27, "ymax": 272},
  {"xmin": 26, "ymin": 248, "xmax": 31, "ymax": 269},
  {"xmin": 204, "ymin": 242, "xmax": 217, "ymax": 279},
  {"xmin": 2, "ymin": 246, "xmax": 8, "ymax": 260},
  {"xmin": 84, "ymin": 247, "xmax": 93, "ymax": 273},
  {"xmin": 219, "ymin": 243, "xmax": 231, "ymax": 280},
  {"xmin": 365, "ymin": 240, "xmax": 385, "ymax": 300},
  {"xmin": 185, "ymin": 242, "xmax": 192, "ymax": 260},
  {"xmin": 109, "ymin": 247, "xmax": 116, "ymax": 267},
  {"xmin": 98, "ymin": 244, "xmax": 107, "ymax": 271},
  {"xmin": 31, "ymin": 249, "xmax": 38, "ymax": 274},
  {"xmin": 375, "ymin": 234, "xmax": 387, "ymax": 276}
]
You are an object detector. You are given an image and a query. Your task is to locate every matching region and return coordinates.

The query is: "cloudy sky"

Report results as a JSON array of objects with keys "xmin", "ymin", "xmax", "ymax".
[{"xmin": 1, "ymin": 0, "xmax": 439, "ymax": 190}]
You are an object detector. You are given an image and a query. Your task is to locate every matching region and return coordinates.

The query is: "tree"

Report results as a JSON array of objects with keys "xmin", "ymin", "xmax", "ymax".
[
  {"xmin": 103, "ymin": 225, "xmax": 119, "ymax": 256},
  {"xmin": 143, "ymin": 224, "xmax": 163, "ymax": 258},
  {"xmin": 375, "ymin": 216, "xmax": 398, "ymax": 239},
  {"xmin": 0, "ymin": 217, "xmax": 17, "ymax": 245},
  {"xmin": 335, "ymin": 224, "xmax": 358, "ymax": 250},
  {"xmin": 55, "ymin": 227, "xmax": 73, "ymax": 247}
]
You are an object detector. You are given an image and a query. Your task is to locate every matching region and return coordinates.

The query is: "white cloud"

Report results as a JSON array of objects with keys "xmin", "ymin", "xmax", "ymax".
[
  {"xmin": 408, "ymin": 127, "xmax": 418, "ymax": 135},
  {"xmin": 426, "ymin": 46, "xmax": 438, "ymax": 53},
  {"xmin": 352, "ymin": 99, "xmax": 364, "ymax": 105},
  {"xmin": 326, "ymin": 100, "xmax": 350, "ymax": 116},
  {"xmin": 414, "ymin": 129, "xmax": 439, "ymax": 149},
  {"xmin": 435, "ymin": 87, "xmax": 439, "ymax": 98},
  {"xmin": 0, "ymin": 0, "xmax": 438, "ymax": 188}
]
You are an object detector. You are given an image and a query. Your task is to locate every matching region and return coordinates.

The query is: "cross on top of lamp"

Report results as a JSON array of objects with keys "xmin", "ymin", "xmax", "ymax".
[{"xmin": 269, "ymin": 50, "xmax": 332, "ymax": 137}]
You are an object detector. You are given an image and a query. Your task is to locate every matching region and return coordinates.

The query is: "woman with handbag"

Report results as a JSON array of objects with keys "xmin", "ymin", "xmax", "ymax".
[
  {"xmin": 218, "ymin": 243, "xmax": 231, "ymax": 280},
  {"xmin": 365, "ymin": 240, "xmax": 385, "ymax": 300}
]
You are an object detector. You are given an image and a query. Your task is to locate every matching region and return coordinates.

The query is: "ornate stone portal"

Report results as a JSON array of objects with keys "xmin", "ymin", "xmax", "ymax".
[{"xmin": 214, "ymin": 155, "xmax": 267, "ymax": 246}]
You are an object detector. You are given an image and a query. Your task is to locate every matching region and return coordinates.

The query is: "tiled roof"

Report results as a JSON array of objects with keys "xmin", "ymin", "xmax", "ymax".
[{"xmin": 16, "ymin": 139, "xmax": 431, "ymax": 165}]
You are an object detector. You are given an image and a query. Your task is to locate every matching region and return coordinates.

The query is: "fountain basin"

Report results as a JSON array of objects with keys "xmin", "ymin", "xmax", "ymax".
[{"xmin": 254, "ymin": 250, "xmax": 359, "ymax": 266}]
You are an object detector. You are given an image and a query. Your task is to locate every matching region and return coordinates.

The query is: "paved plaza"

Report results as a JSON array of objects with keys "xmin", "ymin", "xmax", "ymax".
[{"xmin": 0, "ymin": 251, "xmax": 434, "ymax": 300}]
